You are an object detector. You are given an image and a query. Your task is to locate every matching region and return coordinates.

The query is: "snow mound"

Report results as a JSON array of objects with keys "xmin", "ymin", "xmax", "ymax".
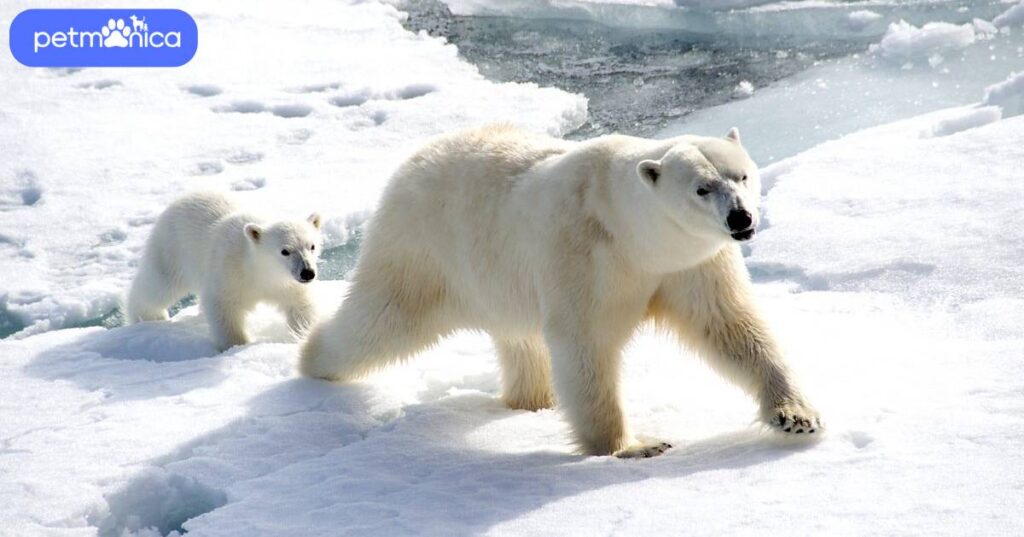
[
  {"xmin": 994, "ymin": 1, "xmax": 1024, "ymax": 27},
  {"xmin": 732, "ymin": 80, "xmax": 755, "ymax": 99},
  {"xmin": 922, "ymin": 70, "xmax": 1024, "ymax": 136},
  {"xmin": 90, "ymin": 468, "xmax": 228, "ymax": 537},
  {"xmin": 982, "ymin": 71, "xmax": 1024, "ymax": 117},
  {"xmin": 846, "ymin": 9, "xmax": 882, "ymax": 31},
  {"xmin": 923, "ymin": 105, "xmax": 1001, "ymax": 137},
  {"xmin": 673, "ymin": 0, "xmax": 777, "ymax": 10},
  {"xmin": 871, "ymin": 19, "xmax": 977, "ymax": 65}
]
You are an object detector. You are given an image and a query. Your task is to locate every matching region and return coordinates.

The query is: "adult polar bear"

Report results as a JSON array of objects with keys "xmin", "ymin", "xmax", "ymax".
[{"xmin": 301, "ymin": 124, "xmax": 821, "ymax": 457}]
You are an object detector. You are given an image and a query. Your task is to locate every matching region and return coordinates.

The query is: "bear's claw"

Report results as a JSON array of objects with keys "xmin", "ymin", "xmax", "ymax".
[{"xmin": 768, "ymin": 404, "xmax": 823, "ymax": 435}]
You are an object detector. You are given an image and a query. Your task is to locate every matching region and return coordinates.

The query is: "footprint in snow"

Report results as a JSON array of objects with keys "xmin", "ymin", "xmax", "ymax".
[
  {"xmin": 328, "ymin": 83, "xmax": 438, "ymax": 108},
  {"xmin": 183, "ymin": 84, "xmax": 223, "ymax": 97},
  {"xmin": 278, "ymin": 128, "xmax": 313, "ymax": 145},
  {"xmin": 224, "ymin": 149, "xmax": 263, "ymax": 165},
  {"xmin": 76, "ymin": 79, "xmax": 122, "ymax": 90},
  {"xmin": 212, "ymin": 100, "xmax": 313, "ymax": 118},
  {"xmin": 231, "ymin": 177, "xmax": 266, "ymax": 191},
  {"xmin": 98, "ymin": 228, "xmax": 128, "ymax": 245},
  {"xmin": 190, "ymin": 161, "xmax": 225, "ymax": 176},
  {"xmin": 1, "ymin": 171, "xmax": 43, "ymax": 210}
]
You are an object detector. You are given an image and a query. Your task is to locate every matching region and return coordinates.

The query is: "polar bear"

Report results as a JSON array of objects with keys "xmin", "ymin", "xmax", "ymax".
[
  {"xmin": 126, "ymin": 191, "xmax": 322, "ymax": 351},
  {"xmin": 300, "ymin": 124, "xmax": 821, "ymax": 457}
]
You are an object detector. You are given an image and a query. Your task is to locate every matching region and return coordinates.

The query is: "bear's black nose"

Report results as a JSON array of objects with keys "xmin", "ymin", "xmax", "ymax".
[
  {"xmin": 727, "ymin": 209, "xmax": 752, "ymax": 232},
  {"xmin": 300, "ymin": 269, "xmax": 316, "ymax": 282}
]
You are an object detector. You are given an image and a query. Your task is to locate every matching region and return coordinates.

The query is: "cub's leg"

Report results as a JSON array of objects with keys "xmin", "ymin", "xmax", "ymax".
[
  {"xmin": 298, "ymin": 263, "xmax": 452, "ymax": 381},
  {"xmin": 201, "ymin": 279, "xmax": 252, "ymax": 352},
  {"xmin": 652, "ymin": 247, "xmax": 822, "ymax": 434},
  {"xmin": 126, "ymin": 259, "xmax": 188, "ymax": 323},
  {"xmin": 494, "ymin": 336, "xmax": 555, "ymax": 411},
  {"xmin": 283, "ymin": 289, "xmax": 317, "ymax": 339}
]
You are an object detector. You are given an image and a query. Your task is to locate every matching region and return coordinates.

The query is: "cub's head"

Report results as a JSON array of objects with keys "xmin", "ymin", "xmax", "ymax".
[
  {"xmin": 243, "ymin": 213, "xmax": 323, "ymax": 284},
  {"xmin": 637, "ymin": 128, "xmax": 761, "ymax": 242}
]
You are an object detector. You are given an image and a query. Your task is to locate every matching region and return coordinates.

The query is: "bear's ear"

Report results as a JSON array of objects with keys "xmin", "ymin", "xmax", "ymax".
[
  {"xmin": 307, "ymin": 212, "xmax": 322, "ymax": 230},
  {"xmin": 244, "ymin": 223, "xmax": 263, "ymax": 243},
  {"xmin": 725, "ymin": 127, "xmax": 741, "ymax": 143},
  {"xmin": 637, "ymin": 160, "xmax": 661, "ymax": 185}
]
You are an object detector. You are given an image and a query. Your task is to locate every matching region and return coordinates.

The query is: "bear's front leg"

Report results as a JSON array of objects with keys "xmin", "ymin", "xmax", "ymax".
[
  {"xmin": 544, "ymin": 315, "xmax": 671, "ymax": 458},
  {"xmin": 654, "ymin": 247, "xmax": 822, "ymax": 435},
  {"xmin": 544, "ymin": 325, "xmax": 629, "ymax": 455}
]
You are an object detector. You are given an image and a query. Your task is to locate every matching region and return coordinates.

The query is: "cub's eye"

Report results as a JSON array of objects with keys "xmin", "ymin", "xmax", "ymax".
[
  {"xmin": 740, "ymin": 174, "xmax": 748, "ymax": 182},
  {"xmin": 310, "ymin": 245, "xmax": 315, "ymax": 251},
  {"xmin": 281, "ymin": 249, "xmax": 290, "ymax": 256},
  {"xmin": 696, "ymin": 188, "xmax": 710, "ymax": 196}
]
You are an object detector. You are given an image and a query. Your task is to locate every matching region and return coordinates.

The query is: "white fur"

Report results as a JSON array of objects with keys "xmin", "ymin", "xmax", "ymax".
[
  {"xmin": 127, "ymin": 191, "xmax": 322, "ymax": 351},
  {"xmin": 300, "ymin": 124, "xmax": 820, "ymax": 456}
]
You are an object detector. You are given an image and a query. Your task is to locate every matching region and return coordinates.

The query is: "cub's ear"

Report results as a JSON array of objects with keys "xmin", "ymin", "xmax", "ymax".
[
  {"xmin": 637, "ymin": 160, "xmax": 661, "ymax": 185},
  {"xmin": 307, "ymin": 212, "xmax": 322, "ymax": 230},
  {"xmin": 243, "ymin": 223, "xmax": 263, "ymax": 243},
  {"xmin": 725, "ymin": 127, "xmax": 741, "ymax": 143}
]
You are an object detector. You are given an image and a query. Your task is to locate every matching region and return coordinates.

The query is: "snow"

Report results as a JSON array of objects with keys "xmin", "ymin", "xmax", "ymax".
[
  {"xmin": 672, "ymin": 0, "xmax": 779, "ymax": 10},
  {"xmin": 4, "ymin": 1, "xmax": 1024, "ymax": 536},
  {"xmin": 923, "ymin": 104, "xmax": 1002, "ymax": 136},
  {"xmin": 982, "ymin": 70, "xmax": 1024, "ymax": 116},
  {"xmin": 846, "ymin": 9, "xmax": 883, "ymax": 31},
  {"xmin": 436, "ymin": 0, "xmax": 1009, "ymax": 40},
  {"xmin": 0, "ymin": 0, "xmax": 586, "ymax": 337},
  {"xmin": 658, "ymin": 13, "xmax": 1024, "ymax": 163},
  {"xmin": 732, "ymin": 80, "xmax": 755, "ymax": 99},
  {"xmin": 994, "ymin": 0, "xmax": 1024, "ymax": 27},
  {"xmin": 871, "ymin": 19, "xmax": 978, "ymax": 64}
]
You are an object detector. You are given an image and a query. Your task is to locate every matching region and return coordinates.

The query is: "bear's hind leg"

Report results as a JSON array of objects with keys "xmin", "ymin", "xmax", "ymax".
[
  {"xmin": 126, "ymin": 263, "xmax": 187, "ymax": 323},
  {"xmin": 299, "ymin": 268, "xmax": 453, "ymax": 381},
  {"xmin": 495, "ymin": 336, "xmax": 554, "ymax": 411}
]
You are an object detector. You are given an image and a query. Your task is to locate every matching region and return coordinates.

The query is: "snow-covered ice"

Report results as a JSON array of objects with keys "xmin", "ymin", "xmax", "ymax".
[
  {"xmin": 870, "ymin": 19, "xmax": 979, "ymax": 64},
  {"xmin": 994, "ymin": 0, "xmax": 1024, "ymax": 27},
  {"xmin": 3, "ymin": 0, "xmax": 1024, "ymax": 536},
  {"xmin": 732, "ymin": 80, "xmax": 755, "ymax": 99},
  {"xmin": 846, "ymin": 9, "xmax": 883, "ymax": 31},
  {"xmin": 0, "ymin": 0, "xmax": 586, "ymax": 337},
  {"xmin": 658, "ymin": 10, "xmax": 1024, "ymax": 163}
]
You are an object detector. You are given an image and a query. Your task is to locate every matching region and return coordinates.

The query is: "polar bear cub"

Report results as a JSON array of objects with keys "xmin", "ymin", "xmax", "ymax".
[
  {"xmin": 127, "ymin": 191, "xmax": 322, "ymax": 351},
  {"xmin": 300, "ymin": 124, "xmax": 821, "ymax": 457}
]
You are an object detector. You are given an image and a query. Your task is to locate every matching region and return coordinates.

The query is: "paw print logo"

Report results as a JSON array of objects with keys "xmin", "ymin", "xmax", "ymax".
[{"xmin": 101, "ymin": 18, "xmax": 131, "ymax": 48}]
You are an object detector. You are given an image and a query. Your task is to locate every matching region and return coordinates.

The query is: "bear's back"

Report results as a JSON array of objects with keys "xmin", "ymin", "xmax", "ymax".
[{"xmin": 148, "ymin": 191, "xmax": 240, "ymax": 284}]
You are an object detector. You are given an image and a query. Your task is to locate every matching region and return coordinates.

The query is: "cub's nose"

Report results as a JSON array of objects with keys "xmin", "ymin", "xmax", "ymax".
[
  {"xmin": 299, "ymin": 268, "xmax": 316, "ymax": 282},
  {"xmin": 727, "ymin": 209, "xmax": 753, "ymax": 232}
]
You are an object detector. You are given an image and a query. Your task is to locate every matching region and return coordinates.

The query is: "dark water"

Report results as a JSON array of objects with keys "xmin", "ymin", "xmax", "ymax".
[{"xmin": 403, "ymin": 0, "xmax": 863, "ymax": 138}]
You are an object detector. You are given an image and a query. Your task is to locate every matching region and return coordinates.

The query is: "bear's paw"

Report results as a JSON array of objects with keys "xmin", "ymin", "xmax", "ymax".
[
  {"xmin": 614, "ymin": 442, "xmax": 673, "ymax": 459},
  {"xmin": 768, "ymin": 403, "xmax": 823, "ymax": 435}
]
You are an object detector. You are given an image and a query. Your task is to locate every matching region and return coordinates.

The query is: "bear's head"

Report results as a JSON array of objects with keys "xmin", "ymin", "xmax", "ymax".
[
  {"xmin": 637, "ymin": 128, "xmax": 761, "ymax": 243},
  {"xmin": 243, "ymin": 213, "xmax": 323, "ymax": 284}
]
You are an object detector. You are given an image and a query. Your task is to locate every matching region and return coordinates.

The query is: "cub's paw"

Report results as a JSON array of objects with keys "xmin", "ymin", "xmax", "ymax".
[
  {"xmin": 767, "ymin": 403, "xmax": 822, "ymax": 435},
  {"xmin": 615, "ymin": 442, "xmax": 673, "ymax": 459}
]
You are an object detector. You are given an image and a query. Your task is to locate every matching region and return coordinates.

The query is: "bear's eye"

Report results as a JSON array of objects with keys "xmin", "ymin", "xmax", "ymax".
[
  {"xmin": 310, "ymin": 245, "xmax": 315, "ymax": 251},
  {"xmin": 281, "ymin": 249, "xmax": 290, "ymax": 256},
  {"xmin": 696, "ymin": 188, "xmax": 710, "ymax": 197},
  {"xmin": 740, "ymin": 174, "xmax": 748, "ymax": 182}
]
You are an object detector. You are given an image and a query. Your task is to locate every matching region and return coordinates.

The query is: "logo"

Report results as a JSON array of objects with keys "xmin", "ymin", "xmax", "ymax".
[{"xmin": 10, "ymin": 9, "xmax": 198, "ymax": 67}]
